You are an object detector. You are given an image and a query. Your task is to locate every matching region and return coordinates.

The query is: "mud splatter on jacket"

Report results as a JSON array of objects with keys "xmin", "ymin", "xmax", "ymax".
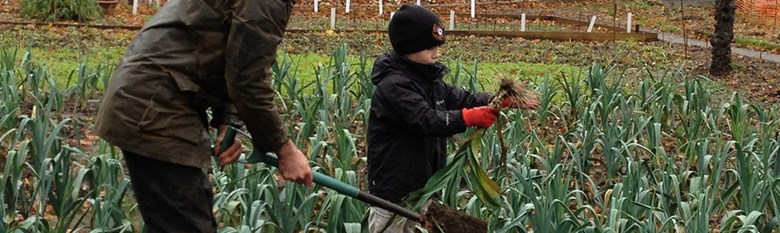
[
  {"xmin": 96, "ymin": 0, "xmax": 294, "ymax": 168},
  {"xmin": 367, "ymin": 52, "xmax": 492, "ymax": 203}
]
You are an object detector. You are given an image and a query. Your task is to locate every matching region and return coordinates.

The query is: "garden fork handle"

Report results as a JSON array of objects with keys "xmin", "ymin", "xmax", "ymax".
[{"xmin": 220, "ymin": 127, "xmax": 422, "ymax": 222}]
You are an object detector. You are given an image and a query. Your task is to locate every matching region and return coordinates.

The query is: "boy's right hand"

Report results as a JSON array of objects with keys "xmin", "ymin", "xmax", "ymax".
[
  {"xmin": 462, "ymin": 106, "xmax": 498, "ymax": 128},
  {"xmin": 276, "ymin": 140, "xmax": 313, "ymax": 187}
]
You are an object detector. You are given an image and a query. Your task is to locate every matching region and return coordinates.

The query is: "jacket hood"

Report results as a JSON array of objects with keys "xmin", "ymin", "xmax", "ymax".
[{"xmin": 371, "ymin": 52, "xmax": 449, "ymax": 85}]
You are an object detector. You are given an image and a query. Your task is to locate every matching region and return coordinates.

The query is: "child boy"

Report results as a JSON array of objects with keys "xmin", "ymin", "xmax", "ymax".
[{"xmin": 366, "ymin": 4, "xmax": 502, "ymax": 232}]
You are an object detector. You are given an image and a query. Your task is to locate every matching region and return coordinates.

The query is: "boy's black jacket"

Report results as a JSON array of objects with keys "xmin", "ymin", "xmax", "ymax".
[{"xmin": 367, "ymin": 52, "xmax": 491, "ymax": 203}]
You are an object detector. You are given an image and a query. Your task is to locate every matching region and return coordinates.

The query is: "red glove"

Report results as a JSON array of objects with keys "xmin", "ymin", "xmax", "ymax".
[{"xmin": 462, "ymin": 107, "xmax": 498, "ymax": 128}]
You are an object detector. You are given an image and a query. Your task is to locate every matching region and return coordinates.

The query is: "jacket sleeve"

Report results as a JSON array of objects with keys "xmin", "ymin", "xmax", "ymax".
[
  {"xmin": 223, "ymin": 0, "xmax": 293, "ymax": 152},
  {"xmin": 444, "ymin": 83, "xmax": 492, "ymax": 109},
  {"xmin": 375, "ymin": 76, "xmax": 468, "ymax": 137},
  {"xmin": 209, "ymin": 103, "xmax": 243, "ymax": 128}
]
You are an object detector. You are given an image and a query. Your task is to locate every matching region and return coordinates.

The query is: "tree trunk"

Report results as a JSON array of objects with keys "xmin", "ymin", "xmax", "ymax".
[{"xmin": 710, "ymin": 0, "xmax": 736, "ymax": 76}]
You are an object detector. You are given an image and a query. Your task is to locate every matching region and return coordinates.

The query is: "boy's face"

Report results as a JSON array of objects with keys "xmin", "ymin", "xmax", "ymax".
[{"xmin": 406, "ymin": 46, "xmax": 440, "ymax": 65}]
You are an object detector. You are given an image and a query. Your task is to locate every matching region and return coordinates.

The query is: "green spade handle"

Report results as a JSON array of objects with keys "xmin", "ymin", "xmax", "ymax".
[{"xmin": 219, "ymin": 127, "xmax": 421, "ymax": 222}]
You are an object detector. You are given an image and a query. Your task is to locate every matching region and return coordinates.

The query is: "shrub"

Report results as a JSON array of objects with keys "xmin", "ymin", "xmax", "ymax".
[{"xmin": 21, "ymin": 0, "xmax": 102, "ymax": 22}]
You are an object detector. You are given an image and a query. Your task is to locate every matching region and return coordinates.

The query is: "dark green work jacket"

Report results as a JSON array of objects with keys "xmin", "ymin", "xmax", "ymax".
[{"xmin": 96, "ymin": 0, "xmax": 294, "ymax": 168}]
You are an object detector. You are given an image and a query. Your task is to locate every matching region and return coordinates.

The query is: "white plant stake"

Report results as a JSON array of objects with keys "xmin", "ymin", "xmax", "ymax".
[
  {"xmin": 331, "ymin": 8, "xmax": 336, "ymax": 30},
  {"xmin": 315, "ymin": 0, "xmax": 319, "ymax": 13},
  {"xmin": 449, "ymin": 10, "xmax": 455, "ymax": 30},
  {"xmin": 416, "ymin": 0, "xmax": 420, "ymax": 5},
  {"xmin": 588, "ymin": 16, "xmax": 597, "ymax": 32},
  {"xmin": 379, "ymin": 0, "xmax": 383, "ymax": 15},
  {"xmin": 627, "ymin": 12, "xmax": 633, "ymax": 32},
  {"xmin": 346, "ymin": 0, "xmax": 350, "ymax": 13},
  {"xmin": 470, "ymin": 0, "xmax": 475, "ymax": 18},
  {"xmin": 521, "ymin": 13, "xmax": 526, "ymax": 32},
  {"xmin": 132, "ymin": 0, "xmax": 138, "ymax": 15}
]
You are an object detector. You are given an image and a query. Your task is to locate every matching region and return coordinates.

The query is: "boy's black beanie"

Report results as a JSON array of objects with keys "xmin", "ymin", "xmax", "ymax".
[{"xmin": 388, "ymin": 4, "xmax": 446, "ymax": 55}]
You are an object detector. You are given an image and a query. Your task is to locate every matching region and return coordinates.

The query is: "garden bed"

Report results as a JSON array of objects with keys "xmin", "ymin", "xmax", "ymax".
[{"xmin": 2, "ymin": 0, "xmax": 780, "ymax": 232}]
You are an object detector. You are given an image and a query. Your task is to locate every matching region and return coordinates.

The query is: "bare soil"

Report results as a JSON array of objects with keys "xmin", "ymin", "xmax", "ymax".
[
  {"xmin": 422, "ymin": 202, "xmax": 488, "ymax": 233},
  {"xmin": 2, "ymin": 0, "xmax": 780, "ymax": 117}
]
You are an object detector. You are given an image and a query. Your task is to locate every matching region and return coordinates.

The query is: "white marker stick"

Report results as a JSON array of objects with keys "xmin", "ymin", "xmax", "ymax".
[
  {"xmin": 521, "ymin": 13, "xmax": 526, "ymax": 31},
  {"xmin": 470, "ymin": 0, "xmax": 475, "ymax": 18},
  {"xmin": 588, "ymin": 16, "xmax": 596, "ymax": 32},
  {"xmin": 331, "ymin": 8, "xmax": 336, "ymax": 30},
  {"xmin": 449, "ymin": 10, "xmax": 455, "ymax": 30}
]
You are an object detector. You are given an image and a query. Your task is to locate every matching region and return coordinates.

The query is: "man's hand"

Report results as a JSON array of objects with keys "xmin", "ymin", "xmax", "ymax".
[
  {"xmin": 213, "ymin": 124, "xmax": 243, "ymax": 166},
  {"xmin": 276, "ymin": 140, "xmax": 313, "ymax": 187}
]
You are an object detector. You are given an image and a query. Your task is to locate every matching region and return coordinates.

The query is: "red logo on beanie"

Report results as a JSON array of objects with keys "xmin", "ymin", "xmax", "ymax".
[{"xmin": 432, "ymin": 23, "xmax": 445, "ymax": 42}]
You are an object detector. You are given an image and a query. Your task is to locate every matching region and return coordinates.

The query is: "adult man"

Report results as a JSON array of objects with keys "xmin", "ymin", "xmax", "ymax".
[{"xmin": 95, "ymin": 0, "xmax": 312, "ymax": 232}]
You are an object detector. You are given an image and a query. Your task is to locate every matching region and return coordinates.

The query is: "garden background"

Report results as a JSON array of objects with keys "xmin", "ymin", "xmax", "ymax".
[{"xmin": 3, "ymin": 0, "xmax": 780, "ymax": 232}]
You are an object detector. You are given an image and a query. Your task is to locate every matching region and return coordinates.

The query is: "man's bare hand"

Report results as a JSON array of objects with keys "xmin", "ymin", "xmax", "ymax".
[
  {"xmin": 276, "ymin": 140, "xmax": 313, "ymax": 187},
  {"xmin": 213, "ymin": 124, "xmax": 242, "ymax": 166}
]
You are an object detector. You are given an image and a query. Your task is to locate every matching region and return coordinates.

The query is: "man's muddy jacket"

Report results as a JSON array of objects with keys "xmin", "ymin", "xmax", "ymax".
[
  {"xmin": 96, "ymin": 0, "xmax": 294, "ymax": 168},
  {"xmin": 367, "ymin": 52, "xmax": 492, "ymax": 203}
]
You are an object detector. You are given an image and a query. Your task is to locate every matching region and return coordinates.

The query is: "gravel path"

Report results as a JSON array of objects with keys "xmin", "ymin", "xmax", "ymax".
[{"xmin": 655, "ymin": 31, "xmax": 780, "ymax": 63}]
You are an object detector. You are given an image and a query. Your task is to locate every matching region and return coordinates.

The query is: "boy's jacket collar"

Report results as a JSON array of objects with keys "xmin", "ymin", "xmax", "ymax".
[{"xmin": 370, "ymin": 51, "xmax": 451, "ymax": 85}]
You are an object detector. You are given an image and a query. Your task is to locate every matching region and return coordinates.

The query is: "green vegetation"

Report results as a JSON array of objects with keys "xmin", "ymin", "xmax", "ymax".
[
  {"xmin": 694, "ymin": 30, "xmax": 780, "ymax": 51},
  {"xmin": 581, "ymin": 0, "xmax": 654, "ymax": 16},
  {"xmin": 20, "ymin": 0, "xmax": 103, "ymax": 21},
  {"xmin": 2, "ymin": 40, "xmax": 780, "ymax": 231},
  {"xmin": 2, "ymin": 7, "xmax": 780, "ymax": 229},
  {"xmin": 736, "ymin": 35, "xmax": 780, "ymax": 51}
]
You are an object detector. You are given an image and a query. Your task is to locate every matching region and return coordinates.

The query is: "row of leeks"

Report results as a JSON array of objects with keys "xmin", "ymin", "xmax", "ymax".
[
  {"xmin": 2, "ymin": 45, "xmax": 780, "ymax": 232},
  {"xmin": 1, "ymin": 48, "xmax": 131, "ymax": 233}
]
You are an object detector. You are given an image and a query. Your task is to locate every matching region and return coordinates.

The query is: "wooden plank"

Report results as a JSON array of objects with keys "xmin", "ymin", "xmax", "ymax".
[
  {"xmin": 286, "ymin": 29, "xmax": 659, "ymax": 42},
  {"xmin": 0, "ymin": 21, "xmax": 658, "ymax": 42},
  {"xmin": 0, "ymin": 20, "xmax": 143, "ymax": 30},
  {"xmin": 454, "ymin": 13, "xmax": 631, "ymax": 32},
  {"xmin": 447, "ymin": 31, "xmax": 658, "ymax": 42}
]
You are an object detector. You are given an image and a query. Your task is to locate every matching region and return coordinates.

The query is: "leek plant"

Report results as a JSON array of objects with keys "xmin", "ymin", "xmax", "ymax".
[
  {"xmin": 0, "ymin": 82, "xmax": 19, "ymax": 132},
  {"xmin": 43, "ymin": 147, "xmax": 92, "ymax": 233},
  {"xmin": 557, "ymin": 68, "xmax": 584, "ymax": 125},
  {"xmin": 0, "ymin": 48, "xmax": 20, "ymax": 131},
  {"xmin": 64, "ymin": 62, "xmax": 113, "ymax": 110},
  {"xmin": 534, "ymin": 74, "xmax": 559, "ymax": 128},
  {"xmin": 1, "ymin": 141, "xmax": 33, "ymax": 227},
  {"xmin": 87, "ymin": 153, "xmax": 132, "ymax": 232}
]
